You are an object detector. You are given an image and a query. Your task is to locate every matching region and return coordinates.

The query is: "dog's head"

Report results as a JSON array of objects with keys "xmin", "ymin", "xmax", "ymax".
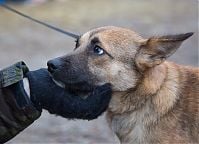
[{"xmin": 47, "ymin": 26, "xmax": 193, "ymax": 92}]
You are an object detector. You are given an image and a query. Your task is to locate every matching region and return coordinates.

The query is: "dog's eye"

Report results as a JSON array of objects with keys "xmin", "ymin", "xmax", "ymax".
[{"xmin": 93, "ymin": 46, "xmax": 104, "ymax": 55}]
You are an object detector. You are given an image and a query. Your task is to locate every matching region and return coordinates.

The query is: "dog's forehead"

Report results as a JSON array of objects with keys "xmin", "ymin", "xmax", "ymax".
[
  {"xmin": 80, "ymin": 27, "xmax": 109, "ymax": 41},
  {"xmin": 81, "ymin": 26, "xmax": 144, "ymax": 45},
  {"xmin": 78, "ymin": 26, "xmax": 145, "ymax": 60}
]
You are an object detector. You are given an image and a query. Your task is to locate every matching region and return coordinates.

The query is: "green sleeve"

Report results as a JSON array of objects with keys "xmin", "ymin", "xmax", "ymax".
[{"xmin": 0, "ymin": 61, "xmax": 29, "ymax": 88}]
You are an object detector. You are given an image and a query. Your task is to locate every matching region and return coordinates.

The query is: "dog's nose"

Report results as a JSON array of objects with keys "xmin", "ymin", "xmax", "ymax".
[{"xmin": 47, "ymin": 59, "xmax": 62, "ymax": 73}]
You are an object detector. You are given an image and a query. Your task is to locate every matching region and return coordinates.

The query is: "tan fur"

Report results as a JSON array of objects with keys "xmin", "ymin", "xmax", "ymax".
[
  {"xmin": 69, "ymin": 26, "xmax": 199, "ymax": 143},
  {"xmin": 107, "ymin": 62, "xmax": 199, "ymax": 143}
]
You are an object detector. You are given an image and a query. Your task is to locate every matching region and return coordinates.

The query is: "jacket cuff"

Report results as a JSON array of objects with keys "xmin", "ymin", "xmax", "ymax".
[{"xmin": 0, "ymin": 61, "xmax": 29, "ymax": 88}]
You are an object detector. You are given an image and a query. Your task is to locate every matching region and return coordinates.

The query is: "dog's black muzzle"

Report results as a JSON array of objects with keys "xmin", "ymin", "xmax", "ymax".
[
  {"xmin": 47, "ymin": 56, "xmax": 95, "ymax": 93},
  {"xmin": 47, "ymin": 58, "xmax": 66, "ymax": 74}
]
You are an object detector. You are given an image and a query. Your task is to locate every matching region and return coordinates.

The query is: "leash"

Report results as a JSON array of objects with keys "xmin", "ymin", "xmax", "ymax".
[{"xmin": 0, "ymin": 3, "xmax": 79, "ymax": 39}]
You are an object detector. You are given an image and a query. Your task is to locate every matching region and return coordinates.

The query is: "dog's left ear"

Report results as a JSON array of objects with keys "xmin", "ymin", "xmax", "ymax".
[{"xmin": 135, "ymin": 32, "xmax": 193, "ymax": 71}]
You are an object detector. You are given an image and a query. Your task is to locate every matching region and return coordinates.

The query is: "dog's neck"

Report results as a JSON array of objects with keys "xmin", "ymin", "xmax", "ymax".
[
  {"xmin": 107, "ymin": 61, "xmax": 182, "ymax": 142},
  {"xmin": 108, "ymin": 61, "xmax": 177, "ymax": 115}
]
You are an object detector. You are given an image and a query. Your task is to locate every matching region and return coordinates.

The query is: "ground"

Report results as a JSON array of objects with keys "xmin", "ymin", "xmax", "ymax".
[{"xmin": 0, "ymin": 0, "xmax": 198, "ymax": 143}]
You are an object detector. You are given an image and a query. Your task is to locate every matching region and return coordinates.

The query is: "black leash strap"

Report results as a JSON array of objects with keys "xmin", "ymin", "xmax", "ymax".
[{"xmin": 0, "ymin": 4, "xmax": 79, "ymax": 39}]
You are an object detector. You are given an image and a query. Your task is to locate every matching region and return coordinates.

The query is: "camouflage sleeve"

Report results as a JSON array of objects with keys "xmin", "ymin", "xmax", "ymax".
[
  {"xmin": 0, "ymin": 62, "xmax": 41, "ymax": 143},
  {"xmin": 0, "ymin": 61, "xmax": 29, "ymax": 88}
]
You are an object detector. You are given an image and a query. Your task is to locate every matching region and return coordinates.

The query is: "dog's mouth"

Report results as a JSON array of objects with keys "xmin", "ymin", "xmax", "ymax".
[
  {"xmin": 51, "ymin": 75, "xmax": 95, "ymax": 96},
  {"xmin": 52, "ymin": 78, "xmax": 66, "ymax": 89},
  {"xmin": 48, "ymin": 69, "xmax": 96, "ymax": 97}
]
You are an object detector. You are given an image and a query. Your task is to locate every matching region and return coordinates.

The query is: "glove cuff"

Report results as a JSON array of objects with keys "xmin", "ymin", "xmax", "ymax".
[
  {"xmin": 0, "ymin": 61, "xmax": 37, "ymax": 110},
  {"xmin": 0, "ymin": 61, "xmax": 29, "ymax": 88}
]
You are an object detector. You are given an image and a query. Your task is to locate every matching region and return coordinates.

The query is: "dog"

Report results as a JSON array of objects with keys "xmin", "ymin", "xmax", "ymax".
[{"xmin": 47, "ymin": 26, "xmax": 199, "ymax": 143}]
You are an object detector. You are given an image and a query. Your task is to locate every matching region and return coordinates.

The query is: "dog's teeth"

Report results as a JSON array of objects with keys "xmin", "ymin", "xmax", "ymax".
[{"xmin": 52, "ymin": 79, "xmax": 65, "ymax": 89}]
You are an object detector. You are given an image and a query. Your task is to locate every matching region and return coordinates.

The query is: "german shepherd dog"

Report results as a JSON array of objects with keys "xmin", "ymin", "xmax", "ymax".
[{"xmin": 47, "ymin": 26, "xmax": 199, "ymax": 143}]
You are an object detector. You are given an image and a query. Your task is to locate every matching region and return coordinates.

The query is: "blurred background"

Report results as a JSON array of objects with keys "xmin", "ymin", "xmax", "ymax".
[{"xmin": 0, "ymin": 0, "xmax": 198, "ymax": 143}]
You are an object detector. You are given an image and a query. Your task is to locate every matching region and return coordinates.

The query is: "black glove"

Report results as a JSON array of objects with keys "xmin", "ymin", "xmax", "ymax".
[
  {"xmin": 0, "ymin": 62, "xmax": 111, "ymax": 143},
  {"xmin": 0, "ymin": 62, "xmax": 41, "ymax": 143},
  {"xmin": 26, "ymin": 68, "xmax": 112, "ymax": 120}
]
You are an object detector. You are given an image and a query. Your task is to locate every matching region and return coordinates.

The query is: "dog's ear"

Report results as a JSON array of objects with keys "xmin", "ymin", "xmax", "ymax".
[{"xmin": 135, "ymin": 32, "xmax": 193, "ymax": 71}]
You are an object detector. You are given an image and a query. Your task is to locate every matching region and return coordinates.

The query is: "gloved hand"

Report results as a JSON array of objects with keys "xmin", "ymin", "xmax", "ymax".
[
  {"xmin": 0, "ymin": 62, "xmax": 41, "ymax": 143},
  {"xmin": 26, "ymin": 68, "xmax": 112, "ymax": 120},
  {"xmin": 0, "ymin": 62, "xmax": 112, "ymax": 143}
]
